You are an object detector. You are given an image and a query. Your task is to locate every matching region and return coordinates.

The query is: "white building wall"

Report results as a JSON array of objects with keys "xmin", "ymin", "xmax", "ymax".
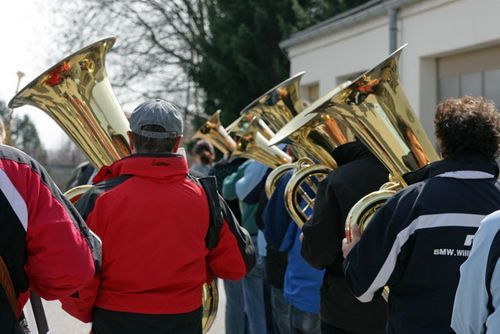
[
  {"xmin": 289, "ymin": 15, "xmax": 388, "ymax": 93},
  {"xmin": 285, "ymin": 0, "xmax": 500, "ymax": 138}
]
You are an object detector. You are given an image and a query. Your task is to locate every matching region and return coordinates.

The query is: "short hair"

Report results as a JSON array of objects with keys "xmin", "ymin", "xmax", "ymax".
[
  {"xmin": 434, "ymin": 96, "xmax": 500, "ymax": 160},
  {"xmin": 131, "ymin": 124, "xmax": 178, "ymax": 153},
  {"xmin": 192, "ymin": 139, "xmax": 215, "ymax": 164}
]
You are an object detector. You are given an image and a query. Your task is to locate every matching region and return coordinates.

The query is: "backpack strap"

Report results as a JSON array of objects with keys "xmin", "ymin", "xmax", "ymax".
[
  {"xmin": 187, "ymin": 174, "xmax": 256, "ymax": 273},
  {"xmin": 0, "ymin": 256, "xmax": 18, "ymax": 315},
  {"xmin": 187, "ymin": 175, "xmax": 224, "ymax": 249}
]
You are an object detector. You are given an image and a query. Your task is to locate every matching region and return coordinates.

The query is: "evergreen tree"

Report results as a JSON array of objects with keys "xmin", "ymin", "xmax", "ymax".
[
  {"xmin": 190, "ymin": 0, "xmax": 300, "ymax": 125},
  {"xmin": 189, "ymin": 0, "xmax": 371, "ymax": 126},
  {"xmin": 298, "ymin": 0, "xmax": 373, "ymax": 24}
]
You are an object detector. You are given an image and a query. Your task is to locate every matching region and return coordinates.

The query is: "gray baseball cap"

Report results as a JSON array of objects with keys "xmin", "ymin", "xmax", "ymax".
[{"xmin": 130, "ymin": 99, "xmax": 183, "ymax": 138}]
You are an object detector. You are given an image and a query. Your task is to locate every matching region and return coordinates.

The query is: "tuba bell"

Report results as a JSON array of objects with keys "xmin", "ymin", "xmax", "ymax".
[
  {"xmin": 320, "ymin": 44, "xmax": 440, "ymax": 242},
  {"xmin": 231, "ymin": 72, "xmax": 317, "ymax": 199},
  {"xmin": 224, "ymin": 72, "xmax": 311, "ymax": 170},
  {"xmin": 192, "ymin": 109, "xmax": 237, "ymax": 156},
  {"xmin": 9, "ymin": 37, "xmax": 218, "ymax": 334},
  {"xmin": 239, "ymin": 71, "xmax": 306, "ymax": 133}
]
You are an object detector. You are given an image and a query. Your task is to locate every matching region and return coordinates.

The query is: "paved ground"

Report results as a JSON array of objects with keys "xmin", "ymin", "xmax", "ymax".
[{"xmin": 25, "ymin": 282, "xmax": 227, "ymax": 334}]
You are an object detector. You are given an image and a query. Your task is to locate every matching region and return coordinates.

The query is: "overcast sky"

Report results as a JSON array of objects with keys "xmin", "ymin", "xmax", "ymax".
[{"xmin": 0, "ymin": 1, "xmax": 71, "ymax": 150}]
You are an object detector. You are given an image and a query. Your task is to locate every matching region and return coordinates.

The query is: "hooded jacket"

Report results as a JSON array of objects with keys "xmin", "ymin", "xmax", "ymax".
[
  {"xmin": 301, "ymin": 141, "xmax": 388, "ymax": 333},
  {"xmin": 61, "ymin": 154, "xmax": 251, "ymax": 323},
  {"xmin": 344, "ymin": 157, "xmax": 500, "ymax": 334}
]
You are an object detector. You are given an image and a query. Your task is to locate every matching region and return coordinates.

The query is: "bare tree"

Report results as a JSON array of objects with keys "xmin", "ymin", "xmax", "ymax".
[{"xmin": 54, "ymin": 0, "xmax": 210, "ymax": 122}]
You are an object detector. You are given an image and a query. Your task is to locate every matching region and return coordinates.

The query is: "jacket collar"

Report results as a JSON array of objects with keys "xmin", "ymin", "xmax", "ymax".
[
  {"xmin": 93, "ymin": 153, "xmax": 189, "ymax": 183},
  {"xmin": 331, "ymin": 141, "xmax": 378, "ymax": 166},
  {"xmin": 403, "ymin": 156, "xmax": 499, "ymax": 185}
]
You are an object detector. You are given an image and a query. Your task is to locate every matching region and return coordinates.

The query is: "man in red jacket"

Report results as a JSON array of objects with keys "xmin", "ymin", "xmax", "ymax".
[{"xmin": 61, "ymin": 99, "xmax": 255, "ymax": 334}]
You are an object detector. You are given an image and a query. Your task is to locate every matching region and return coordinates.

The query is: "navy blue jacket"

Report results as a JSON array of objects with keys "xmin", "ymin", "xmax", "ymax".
[{"xmin": 344, "ymin": 157, "xmax": 500, "ymax": 334}]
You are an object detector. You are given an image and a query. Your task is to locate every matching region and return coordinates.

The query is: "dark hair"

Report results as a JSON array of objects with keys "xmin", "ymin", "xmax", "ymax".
[
  {"xmin": 131, "ymin": 124, "xmax": 178, "ymax": 153},
  {"xmin": 192, "ymin": 140, "xmax": 215, "ymax": 164},
  {"xmin": 434, "ymin": 96, "xmax": 500, "ymax": 160}
]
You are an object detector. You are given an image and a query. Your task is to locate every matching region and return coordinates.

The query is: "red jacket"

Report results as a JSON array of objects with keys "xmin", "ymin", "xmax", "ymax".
[
  {"xmin": 0, "ymin": 145, "xmax": 97, "ymax": 318},
  {"xmin": 61, "ymin": 154, "xmax": 249, "ymax": 322}
]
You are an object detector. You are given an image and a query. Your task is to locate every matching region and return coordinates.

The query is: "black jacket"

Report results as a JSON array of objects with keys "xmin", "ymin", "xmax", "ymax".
[
  {"xmin": 209, "ymin": 157, "xmax": 246, "ymax": 222},
  {"xmin": 301, "ymin": 141, "xmax": 388, "ymax": 333},
  {"xmin": 344, "ymin": 157, "xmax": 500, "ymax": 334}
]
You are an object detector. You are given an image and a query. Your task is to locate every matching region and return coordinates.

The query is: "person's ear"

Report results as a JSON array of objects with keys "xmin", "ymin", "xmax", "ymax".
[
  {"xmin": 172, "ymin": 136, "xmax": 183, "ymax": 152},
  {"xmin": 435, "ymin": 137, "xmax": 445, "ymax": 159},
  {"xmin": 127, "ymin": 131, "xmax": 136, "ymax": 153}
]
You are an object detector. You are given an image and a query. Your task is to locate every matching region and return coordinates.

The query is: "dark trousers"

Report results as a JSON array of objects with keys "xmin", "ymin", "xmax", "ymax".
[
  {"xmin": 321, "ymin": 321, "xmax": 356, "ymax": 334},
  {"xmin": 92, "ymin": 307, "xmax": 202, "ymax": 334}
]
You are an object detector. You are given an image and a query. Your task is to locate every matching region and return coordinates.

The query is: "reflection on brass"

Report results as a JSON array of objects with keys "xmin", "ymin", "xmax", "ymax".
[
  {"xmin": 340, "ymin": 45, "xmax": 439, "ymax": 302},
  {"xmin": 269, "ymin": 80, "xmax": 354, "ymax": 168},
  {"xmin": 268, "ymin": 81, "xmax": 355, "ymax": 227},
  {"xmin": 192, "ymin": 110, "xmax": 236, "ymax": 156},
  {"xmin": 284, "ymin": 158, "xmax": 331, "ymax": 229},
  {"xmin": 9, "ymin": 37, "xmax": 130, "ymax": 168},
  {"xmin": 202, "ymin": 280, "xmax": 219, "ymax": 333},
  {"xmin": 9, "ymin": 37, "xmax": 218, "ymax": 333},
  {"xmin": 335, "ymin": 45, "xmax": 439, "ymax": 242},
  {"xmin": 236, "ymin": 72, "xmax": 310, "ymax": 160},
  {"xmin": 240, "ymin": 72, "xmax": 305, "ymax": 133},
  {"xmin": 224, "ymin": 73, "xmax": 313, "ymax": 170},
  {"xmin": 230, "ymin": 116, "xmax": 292, "ymax": 168},
  {"xmin": 332, "ymin": 45, "xmax": 439, "ymax": 187},
  {"xmin": 264, "ymin": 157, "xmax": 330, "ymax": 228},
  {"xmin": 265, "ymin": 163, "xmax": 296, "ymax": 199}
]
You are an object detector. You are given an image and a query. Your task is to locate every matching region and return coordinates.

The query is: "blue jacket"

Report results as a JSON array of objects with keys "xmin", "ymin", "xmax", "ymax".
[
  {"xmin": 263, "ymin": 171, "xmax": 293, "ymax": 248},
  {"xmin": 281, "ymin": 222, "xmax": 324, "ymax": 313},
  {"xmin": 452, "ymin": 210, "xmax": 500, "ymax": 334}
]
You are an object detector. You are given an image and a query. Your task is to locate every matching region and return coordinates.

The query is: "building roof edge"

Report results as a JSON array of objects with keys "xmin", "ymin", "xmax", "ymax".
[{"xmin": 280, "ymin": 0, "xmax": 421, "ymax": 50}]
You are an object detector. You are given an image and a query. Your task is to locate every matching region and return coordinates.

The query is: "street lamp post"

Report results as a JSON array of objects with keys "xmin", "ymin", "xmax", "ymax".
[{"xmin": 6, "ymin": 71, "xmax": 25, "ymax": 145}]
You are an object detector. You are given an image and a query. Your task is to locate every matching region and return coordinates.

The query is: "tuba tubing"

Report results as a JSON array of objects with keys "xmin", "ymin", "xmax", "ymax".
[
  {"xmin": 192, "ymin": 110, "xmax": 236, "ymax": 156},
  {"xmin": 268, "ymin": 81, "xmax": 354, "ymax": 228}
]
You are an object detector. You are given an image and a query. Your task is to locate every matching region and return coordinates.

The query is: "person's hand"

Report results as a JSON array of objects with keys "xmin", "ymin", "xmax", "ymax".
[{"xmin": 342, "ymin": 224, "xmax": 361, "ymax": 258}]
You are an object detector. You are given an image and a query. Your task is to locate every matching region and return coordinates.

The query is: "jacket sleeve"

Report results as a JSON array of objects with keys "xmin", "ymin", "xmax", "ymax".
[
  {"xmin": 263, "ymin": 172, "xmax": 292, "ymax": 248},
  {"xmin": 343, "ymin": 191, "xmax": 410, "ymax": 303},
  {"xmin": 59, "ymin": 190, "xmax": 104, "ymax": 323},
  {"xmin": 236, "ymin": 161, "xmax": 269, "ymax": 203},
  {"xmin": 301, "ymin": 175, "xmax": 344, "ymax": 270},
  {"xmin": 222, "ymin": 162, "xmax": 247, "ymax": 201},
  {"xmin": 451, "ymin": 213, "xmax": 500, "ymax": 333},
  {"xmin": 207, "ymin": 197, "xmax": 256, "ymax": 280},
  {"xmin": 19, "ymin": 161, "xmax": 98, "ymax": 301},
  {"xmin": 59, "ymin": 275, "xmax": 100, "ymax": 323}
]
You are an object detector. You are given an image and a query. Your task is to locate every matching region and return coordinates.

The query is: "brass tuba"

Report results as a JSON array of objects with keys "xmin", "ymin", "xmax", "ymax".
[
  {"xmin": 239, "ymin": 72, "xmax": 306, "ymax": 134},
  {"xmin": 229, "ymin": 72, "xmax": 317, "ymax": 199},
  {"xmin": 223, "ymin": 73, "xmax": 310, "ymax": 170},
  {"xmin": 268, "ymin": 81, "xmax": 355, "ymax": 227},
  {"xmin": 9, "ymin": 37, "xmax": 218, "ymax": 333},
  {"xmin": 192, "ymin": 109, "xmax": 237, "ymax": 156},
  {"xmin": 229, "ymin": 115, "xmax": 292, "ymax": 168},
  {"xmin": 317, "ymin": 44, "xmax": 440, "ymax": 241}
]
